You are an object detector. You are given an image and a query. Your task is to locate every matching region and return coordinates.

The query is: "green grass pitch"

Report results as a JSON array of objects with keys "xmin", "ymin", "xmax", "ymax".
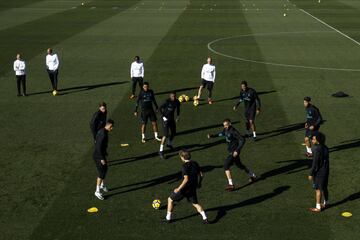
[{"xmin": 0, "ymin": 0, "xmax": 359, "ymax": 239}]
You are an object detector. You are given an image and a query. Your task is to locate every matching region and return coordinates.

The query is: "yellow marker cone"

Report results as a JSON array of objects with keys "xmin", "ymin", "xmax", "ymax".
[
  {"xmin": 87, "ymin": 207, "xmax": 99, "ymax": 213},
  {"xmin": 341, "ymin": 212, "xmax": 352, "ymax": 218}
]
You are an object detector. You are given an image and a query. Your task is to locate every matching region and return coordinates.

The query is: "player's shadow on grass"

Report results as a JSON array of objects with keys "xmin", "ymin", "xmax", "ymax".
[
  {"xmin": 260, "ymin": 159, "xmax": 312, "ymax": 179},
  {"xmin": 105, "ymin": 165, "xmax": 223, "ymax": 198},
  {"xmin": 234, "ymin": 159, "xmax": 311, "ymax": 191},
  {"xmin": 155, "ymin": 87, "xmax": 198, "ymax": 96},
  {"xmin": 108, "ymin": 139, "xmax": 226, "ymax": 166},
  {"xmin": 174, "ymin": 186, "xmax": 290, "ymax": 224},
  {"xmin": 329, "ymin": 139, "xmax": 360, "ymax": 152},
  {"xmin": 176, "ymin": 121, "xmax": 240, "ymax": 137},
  {"xmin": 256, "ymin": 123, "xmax": 305, "ymax": 142},
  {"xmin": 257, "ymin": 120, "xmax": 327, "ymax": 142},
  {"xmin": 326, "ymin": 192, "xmax": 360, "ymax": 210},
  {"xmin": 214, "ymin": 90, "xmax": 277, "ymax": 104},
  {"xmin": 28, "ymin": 81, "xmax": 128, "ymax": 96}
]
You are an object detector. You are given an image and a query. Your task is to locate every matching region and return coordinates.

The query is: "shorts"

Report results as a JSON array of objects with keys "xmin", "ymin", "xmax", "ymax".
[
  {"xmin": 314, "ymin": 174, "xmax": 328, "ymax": 190},
  {"xmin": 244, "ymin": 107, "xmax": 256, "ymax": 121},
  {"xmin": 224, "ymin": 154, "xmax": 247, "ymax": 171},
  {"xmin": 170, "ymin": 188, "xmax": 198, "ymax": 204},
  {"xmin": 94, "ymin": 159, "xmax": 108, "ymax": 179},
  {"xmin": 162, "ymin": 119, "xmax": 176, "ymax": 138},
  {"xmin": 201, "ymin": 79, "xmax": 214, "ymax": 91},
  {"xmin": 141, "ymin": 110, "xmax": 157, "ymax": 124},
  {"xmin": 305, "ymin": 126, "xmax": 320, "ymax": 138}
]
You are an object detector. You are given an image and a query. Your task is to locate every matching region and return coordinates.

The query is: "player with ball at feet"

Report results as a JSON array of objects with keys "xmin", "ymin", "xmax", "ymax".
[{"xmin": 165, "ymin": 149, "xmax": 208, "ymax": 224}]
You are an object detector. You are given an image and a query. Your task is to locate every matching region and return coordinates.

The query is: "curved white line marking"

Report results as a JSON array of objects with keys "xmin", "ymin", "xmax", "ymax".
[{"xmin": 207, "ymin": 31, "xmax": 360, "ymax": 72}]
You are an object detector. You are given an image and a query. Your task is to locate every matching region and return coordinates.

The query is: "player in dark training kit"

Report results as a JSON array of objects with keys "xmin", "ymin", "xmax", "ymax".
[
  {"xmin": 233, "ymin": 81, "xmax": 261, "ymax": 141},
  {"xmin": 308, "ymin": 132, "xmax": 329, "ymax": 212},
  {"xmin": 134, "ymin": 82, "xmax": 161, "ymax": 143},
  {"xmin": 89, "ymin": 102, "xmax": 107, "ymax": 141},
  {"xmin": 303, "ymin": 97, "xmax": 323, "ymax": 157},
  {"xmin": 207, "ymin": 119, "xmax": 257, "ymax": 191},
  {"xmin": 93, "ymin": 119, "xmax": 114, "ymax": 200},
  {"xmin": 158, "ymin": 92, "xmax": 180, "ymax": 159},
  {"xmin": 165, "ymin": 150, "xmax": 208, "ymax": 224}
]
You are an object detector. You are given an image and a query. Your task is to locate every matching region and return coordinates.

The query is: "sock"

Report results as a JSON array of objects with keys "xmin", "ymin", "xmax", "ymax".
[
  {"xmin": 142, "ymin": 133, "xmax": 145, "ymax": 139},
  {"xmin": 228, "ymin": 179, "xmax": 233, "ymax": 185},
  {"xmin": 96, "ymin": 185, "xmax": 100, "ymax": 193},
  {"xmin": 100, "ymin": 182, "xmax": 104, "ymax": 188},
  {"xmin": 200, "ymin": 211, "xmax": 207, "ymax": 220},
  {"xmin": 154, "ymin": 132, "xmax": 159, "ymax": 138},
  {"xmin": 167, "ymin": 139, "xmax": 172, "ymax": 146},
  {"xmin": 253, "ymin": 132, "xmax": 256, "ymax": 138},
  {"xmin": 323, "ymin": 200, "xmax": 328, "ymax": 205},
  {"xmin": 316, "ymin": 203, "xmax": 321, "ymax": 210},
  {"xmin": 160, "ymin": 145, "xmax": 164, "ymax": 152},
  {"xmin": 166, "ymin": 212, "xmax": 172, "ymax": 220},
  {"xmin": 306, "ymin": 146, "xmax": 312, "ymax": 154}
]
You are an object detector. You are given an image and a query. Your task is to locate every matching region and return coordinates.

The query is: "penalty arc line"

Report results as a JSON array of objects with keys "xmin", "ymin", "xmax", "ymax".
[{"xmin": 299, "ymin": 8, "xmax": 360, "ymax": 47}]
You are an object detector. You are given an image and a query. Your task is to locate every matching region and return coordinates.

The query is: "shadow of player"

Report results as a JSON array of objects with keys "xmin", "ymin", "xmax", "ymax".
[{"xmin": 172, "ymin": 186, "xmax": 290, "ymax": 224}]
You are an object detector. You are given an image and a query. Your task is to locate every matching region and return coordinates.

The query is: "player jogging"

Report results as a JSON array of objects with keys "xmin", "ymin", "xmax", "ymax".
[
  {"xmin": 134, "ymin": 82, "xmax": 161, "ymax": 143},
  {"xmin": 303, "ymin": 97, "xmax": 323, "ymax": 157},
  {"xmin": 165, "ymin": 149, "xmax": 208, "ymax": 224},
  {"xmin": 159, "ymin": 92, "xmax": 180, "ymax": 159},
  {"xmin": 93, "ymin": 119, "xmax": 114, "ymax": 200},
  {"xmin": 207, "ymin": 119, "xmax": 257, "ymax": 191},
  {"xmin": 196, "ymin": 57, "xmax": 216, "ymax": 104},
  {"xmin": 89, "ymin": 102, "xmax": 107, "ymax": 141},
  {"xmin": 308, "ymin": 132, "xmax": 329, "ymax": 212},
  {"xmin": 233, "ymin": 81, "xmax": 261, "ymax": 141}
]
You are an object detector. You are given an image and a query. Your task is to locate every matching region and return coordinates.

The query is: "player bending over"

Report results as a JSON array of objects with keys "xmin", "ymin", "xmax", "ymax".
[
  {"xmin": 208, "ymin": 119, "xmax": 256, "ymax": 191},
  {"xmin": 165, "ymin": 150, "xmax": 208, "ymax": 224},
  {"xmin": 303, "ymin": 97, "xmax": 323, "ymax": 157},
  {"xmin": 233, "ymin": 81, "xmax": 261, "ymax": 141},
  {"xmin": 93, "ymin": 119, "xmax": 114, "ymax": 200},
  {"xmin": 308, "ymin": 132, "xmax": 329, "ymax": 212},
  {"xmin": 134, "ymin": 82, "xmax": 161, "ymax": 143},
  {"xmin": 159, "ymin": 92, "xmax": 180, "ymax": 159}
]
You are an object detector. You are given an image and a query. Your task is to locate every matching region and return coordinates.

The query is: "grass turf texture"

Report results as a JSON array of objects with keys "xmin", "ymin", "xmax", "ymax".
[{"xmin": 0, "ymin": 0, "xmax": 359, "ymax": 239}]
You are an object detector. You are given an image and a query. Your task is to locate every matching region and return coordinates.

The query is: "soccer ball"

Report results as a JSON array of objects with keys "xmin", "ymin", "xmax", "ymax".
[
  {"xmin": 152, "ymin": 199, "xmax": 161, "ymax": 210},
  {"xmin": 184, "ymin": 95, "xmax": 190, "ymax": 102},
  {"xmin": 193, "ymin": 99, "xmax": 199, "ymax": 107},
  {"xmin": 178, "ymin": 95, "xmax": 184, "ymax": 102},
  {"xmin": 52, "ymin": 90, "xmax": 57, "ymax": 96}
]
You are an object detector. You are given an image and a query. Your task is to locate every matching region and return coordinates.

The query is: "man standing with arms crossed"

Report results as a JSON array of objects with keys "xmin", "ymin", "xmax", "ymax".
[
  {"xmin": 308, "ymin": 132, "xmax": 329, "ymax": 212},
  {"xmin": 46, "ymin": 48, "xmax": 60, "ymax": 96},
  {"xmin": 207, "ymin": 119, "xmax": 257, "ymax": 191},
  {"xmin": 130, "ymin": 56, "xmax": 144, "ymax": 99},
  {"xmin": 93, "ymin": 119, "xmax": 114, "ymax": 200},
  {"xmin": 196, "ymin": 57, "xmax": 216, "ymax": 104},
  {"xmin": 13, "ymin": 53, "xmax": 27, "ymax": 97}
]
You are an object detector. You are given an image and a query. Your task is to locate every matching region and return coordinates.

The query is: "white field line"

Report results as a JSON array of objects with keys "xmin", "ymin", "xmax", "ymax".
[
  {"xmin": 207, "ymin": 31, "xmax": 360, "ymax": 72},
  {"xmin": 299, "ymin": 8, "xmax": 360, "ymax": 47}
]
